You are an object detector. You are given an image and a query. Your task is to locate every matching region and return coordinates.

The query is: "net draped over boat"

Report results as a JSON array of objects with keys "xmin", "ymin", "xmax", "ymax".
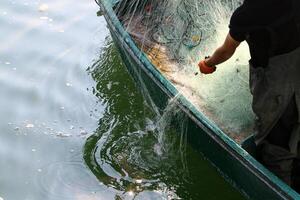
[
  {"xmin": 113, "ymin": 0, "xmax": 256, "ymax": 142},
  {"xmin": 115, "ymin": 0, "xmax": 241, "ymax": 62}
]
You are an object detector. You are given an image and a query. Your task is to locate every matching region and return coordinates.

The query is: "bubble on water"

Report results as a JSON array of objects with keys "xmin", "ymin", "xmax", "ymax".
[
  {"xmin": 135, "ymin": 179, "xmax": 143, "ymax": 184},
  {"xmin": 60, "ymin": 106, "xmax": 65, "ymax": 110},
  {"xmin": 107, "ymin": 82, "xmax": 112, "ymax": 90},
  {"xmin": 128, "ymin": 191, "xmax": 134, "ymax": 196},
  {"xmin": 31, "ymin": 149, "xmax": 36, "ymax": 152},
  {"xmin": 70, "ymin": 149, "xmax": 74, "ymax": 153},
  {"xmin": 58, "ymin": 29, "xmax": 65, "ymax": 33},
  {"xmin": 39, "ymin": 16, "xmax": 48, "ymax": 20},
  {"xmin": 38, "ymin": 4, "xmax": 49, "ymax": 12},
  {"xmin": 37, "ymin": 168, "xmax": 42, "ymax": 172},
  {"xmin": 26, "ymin": 124, "xmax": 34, "ymax": 128},
  {"xmin": 56, "ymin": 132, "xmax": 71, "ymax": 138},
  {"xmin": 69, "ymin": 125, "xmax": 74, "ymax": 130},
  {"xmin": 5, "ymin": 62, "xmax": 10, "ymax": 65},
  {"xmin": 153, "ymin": 143, "xmax": 163, "ymax": 156},
  {"xmin": 66, "ymin": 82, "xmax": 72, "ymax": 87},
  {"xmin": 14, "ymin": 127, "xmax": 19, "ymax": 131},
  {"xmin": 80, "ymin": 130, "xmax": 88, "ymax": 136}
]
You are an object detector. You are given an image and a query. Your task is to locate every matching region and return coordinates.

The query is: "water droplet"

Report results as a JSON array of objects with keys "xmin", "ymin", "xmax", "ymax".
[
  {"xmin": 69, "ymin": 125, "xmax": 74, "ymax": 130},
  {"xmin": 31, "ymin": 149, "xmax": 36, "ymax": 152},
  {"xmin": 14, "ymin": 127, "xmax": 19, "ymax": 131},
  {"xmin": 56, "ymin": 132, "xmax": 71, "ymax": 138},
  {"xmin": 70, "ymin": 149, "xmax": 74, "ymax": 153},
  {"xmin": 39, "ymin": 16, "xmax": 48, "ymax": 20},
  {"xmin": 60, "ymin": 106, "xmax": 65, "ymax": 110},
  {"xmin": 154, "ymin": 143, "xmax": 163, "ymax": 156},
  {"xmin": 38, "ymin": 4, "xmax": 49, "ymax": 12},
  {"xmin": 5, "ymin": 62, "xmax": 10, "ymax": 65},
  {"xmin": 26, "ymin": 124, "xmax": 34, "ymax": 128},
  {"xmin": 37, "ymin": 169, "xmax": 42, "ymax": 172},
  {"xmin": 135, "ymin": 179, "xmax": 143, "ymax": 184},
  {"xmin": 128, "ymin": 191, "xmax": 134, "ymax": 196},
  {"xmin": 107, "ymin": 82, "xmax": 112, "ymax": 90},
  {"xmin": 66, "ymin": 82, "xmax": 72, "ymax": 87},
  {"xmin": 12, "ymin": 67, "xmax": 17, "ymax": 71},
  {"xmin": 80, "ymin": 130, "xmax": 88, "ymax": 135}
]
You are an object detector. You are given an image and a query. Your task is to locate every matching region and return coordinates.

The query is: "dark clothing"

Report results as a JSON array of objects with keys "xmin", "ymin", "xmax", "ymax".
[
  {"xmin": 229, "ymin": 0, "xmax": 300, "ymax": 190},
  {"xmin": 250, "ymin": 46, "xmax": 300, "ymax": 189},
  {"xmin": 229, "ymin": 0, "xmax": 300, "ymax": 67},
  {"xmin": 258, "ymin": 95, "xmax": 299, "ymax": 185}
]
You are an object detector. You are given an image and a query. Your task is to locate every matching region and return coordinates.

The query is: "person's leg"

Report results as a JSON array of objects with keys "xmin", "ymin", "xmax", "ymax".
[
  {"xmin": 293, "ymin": 144, "xmax": 300, "ymax": 192},
  {"xmin": 257, "ymin": 96, "xmax": 298, "ymax": 186}
]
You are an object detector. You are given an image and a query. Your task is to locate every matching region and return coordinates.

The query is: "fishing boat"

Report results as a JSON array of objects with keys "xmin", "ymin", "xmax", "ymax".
[{"xmin": 96, "ymin": 0, "xmax": 300, "ymax": 199}]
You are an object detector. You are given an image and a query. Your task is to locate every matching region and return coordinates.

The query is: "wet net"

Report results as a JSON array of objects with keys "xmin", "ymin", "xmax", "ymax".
[
  {"xmin": 112, "ymin": 0, "xmax": 255, "ymax": 142},
  {"xmin": 115, "ymin": 0, "xmax": 241, "ymax": 63}
]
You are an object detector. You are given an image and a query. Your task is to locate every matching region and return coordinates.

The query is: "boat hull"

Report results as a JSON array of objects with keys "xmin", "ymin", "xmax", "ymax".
[{"xmin": 98, "ymin": 1, "xmax": 300, "ymax": 199}]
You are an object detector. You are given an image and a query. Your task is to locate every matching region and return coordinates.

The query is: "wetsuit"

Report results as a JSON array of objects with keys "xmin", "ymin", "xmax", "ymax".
[{"xmin": 229, "ymin": 0, "xmax": 300, "ymax": 189}]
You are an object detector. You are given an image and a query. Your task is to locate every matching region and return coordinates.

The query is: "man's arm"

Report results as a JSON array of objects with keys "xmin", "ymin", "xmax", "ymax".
[{"xmin": 205, "ymin": 33, "xmax": 241, "ymax": 67}]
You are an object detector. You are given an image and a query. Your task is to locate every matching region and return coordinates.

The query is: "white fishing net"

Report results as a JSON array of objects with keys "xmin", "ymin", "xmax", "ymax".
[{"xmin": 115, "ymin": 0, "xmax": 256, "ymax": 142}]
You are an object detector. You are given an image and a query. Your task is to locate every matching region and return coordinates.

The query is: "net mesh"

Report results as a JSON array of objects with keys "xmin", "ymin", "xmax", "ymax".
[{"xmin": 114, "ymin": 0, "xmax": 255, "ymax": 142}]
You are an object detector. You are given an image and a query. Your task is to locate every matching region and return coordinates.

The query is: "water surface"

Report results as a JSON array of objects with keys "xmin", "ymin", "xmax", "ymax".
[{"xmin": 0, "ymin": 1, "xmax": 244, "ymax": 199}]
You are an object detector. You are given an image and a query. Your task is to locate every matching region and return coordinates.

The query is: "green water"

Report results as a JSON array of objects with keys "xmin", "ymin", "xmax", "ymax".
[{"xmin": 0, "ymin": 1, "xmax": 244, "ymax": 199}]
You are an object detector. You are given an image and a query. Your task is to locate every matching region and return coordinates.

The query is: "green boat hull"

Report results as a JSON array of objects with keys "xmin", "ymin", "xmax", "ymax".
[{"xmin": 97, "ymin": 1, "xmax": 300, "ymax": 199}]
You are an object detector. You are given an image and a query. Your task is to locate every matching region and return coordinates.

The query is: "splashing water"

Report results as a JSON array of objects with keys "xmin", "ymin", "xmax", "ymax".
[
  {"xmin": 83, "ymin": 29, "xmax": 245, "ymax": 197},
  {"xmin": 83, "ymin": 41, "xmax": 205, "ymax": 199},
  {"xmin": 153, "ymin": 95, "xmax": 188, "ymax": 171},
  {"xmin": 115, "ymin": 0, "xmax": 255, "ymax": 142}
]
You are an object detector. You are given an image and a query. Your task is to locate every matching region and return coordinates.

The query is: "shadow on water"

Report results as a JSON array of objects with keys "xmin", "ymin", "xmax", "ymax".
[{"xmin": 84, "ymin": 38, "xmax": 245, "ymax": 200}]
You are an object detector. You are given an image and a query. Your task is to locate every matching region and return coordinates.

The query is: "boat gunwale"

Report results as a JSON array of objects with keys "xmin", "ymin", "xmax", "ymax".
[{"xmin": 96, "ymin": 0, "xmax": 299, "ymax": 199}]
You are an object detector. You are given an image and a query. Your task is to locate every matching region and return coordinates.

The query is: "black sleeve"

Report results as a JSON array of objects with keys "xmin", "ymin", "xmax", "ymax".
[
  {"xmin": 229, "ymin": 29, "xmax": 246, "ymax": 42},
  {"xmin": 229, "ymin": 7, "xmax": 247, "ymax": 42}
]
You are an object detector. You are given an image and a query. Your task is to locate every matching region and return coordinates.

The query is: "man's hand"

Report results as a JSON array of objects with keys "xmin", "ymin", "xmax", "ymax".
[
  {"xmin": 197, "ymin": 33, "xmax": 241, "ymax": 75},
  {"xmin": 198, "ymin": 59, "xmax": 216, "ymax": 74}
]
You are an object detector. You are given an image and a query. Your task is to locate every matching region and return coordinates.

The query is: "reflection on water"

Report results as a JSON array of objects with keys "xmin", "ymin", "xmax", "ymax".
[
  {"xmin": 0, "ymin": 0, "xmax": 244, "ymax": 199},
  {"xmin": 85, "ymin": 40, "xmax": 244, "ymax": 200},
  {"xmin": 0, "ymin": 0, "xmax": 110, "ymax": 199}
]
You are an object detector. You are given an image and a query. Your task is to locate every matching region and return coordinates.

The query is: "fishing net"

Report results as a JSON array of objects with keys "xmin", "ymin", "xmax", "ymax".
[
  {"xmin": 115, "ymin": 0, "xmax": 241, "ymax": 63},
  {"xmin": 113, "ymin": 0, "xmax": 256, "ymax": 142}
]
